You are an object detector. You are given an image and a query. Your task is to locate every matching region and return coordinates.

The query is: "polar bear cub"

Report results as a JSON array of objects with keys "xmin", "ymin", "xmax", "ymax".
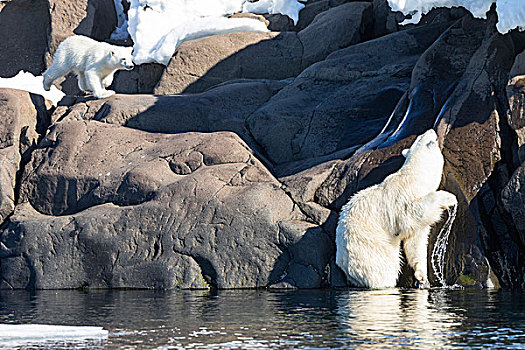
[
  {"xmin": 43, "ymin": 35, "xmax": 134, "ymax": 99},
  {"xmin": 336, "ymin": 129, "xmax": 457, "ymax": 289}
]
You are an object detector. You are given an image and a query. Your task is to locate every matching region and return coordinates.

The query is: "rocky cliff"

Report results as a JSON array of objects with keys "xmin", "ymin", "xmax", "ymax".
[{"xmin": 0, "ymin": 0, "xmax": 524, "ymax": 290}]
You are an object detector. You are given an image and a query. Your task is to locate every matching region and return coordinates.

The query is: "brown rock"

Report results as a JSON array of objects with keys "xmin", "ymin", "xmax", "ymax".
[
  {"xmin": 1, "ymin": 121, "xmax": 332, "ymax": 289},
  {"xmin": 0, "ymin": 89, "xmax": 50, "ymax": 224},
  {"xmin": 229, "ymin": 12, "xmax": 270, "ymax": 27},
  {"xmin": 155, "ymin": 2, "xmax": 373, "ymax": 95},
  {"xmin": 51, "ymin": 79, "xmax": 286, "ymax": 159},
  {"xmin": 0, "ymin": 0, "xmax": 49, "ymax": 77},
  {"xmin": 45, "ymin": 0, "xmax": 117, "ymax": 62},
  {"xmin": 154, "ymin": 32, "xmax": 302, "ymax": 94},
  {"xmin": 507, "ymin": 50, "xmax": 525, "ymax": 163},
  {"xmin": 0, "ymin": 0, "xmax": 116, "ymax": 82}
]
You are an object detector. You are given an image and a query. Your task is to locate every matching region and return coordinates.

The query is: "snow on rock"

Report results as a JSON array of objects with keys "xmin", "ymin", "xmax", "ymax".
[
  {"xmin": 242, "ymin": 0, "xmax": 304, "ymax": 24},
  {"xmin": 111, "ymin": 0, "xmax": 129, "ymax": 40},
  {"xmin": 495, "ymin": 0, "xmax": 525, "ymax": 33},
  {"xmin": 0, "ymin": 71, "xmax": 65, "ymax": 105},
  {"xmin": 388, "ymin": 0, "xmax": 525, "ymax": 33},
  {"xmin": 124, "ymin": 0, "xmax": 304, "ymax": 65},
  {"xmin": 0, "ymin": 324, "xmax": 108, "ymax": 347}
]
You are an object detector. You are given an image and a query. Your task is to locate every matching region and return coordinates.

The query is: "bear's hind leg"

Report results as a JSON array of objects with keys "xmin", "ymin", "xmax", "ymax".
[
  {"xmin": 77, "ymin": 72, "xmax": 90, "ymax": 93},
  {"xmin": 43, "ymin": 62, "xmax": 70, "ymax": 91},
  {"xmin": 403, "ymin": 226, "xmax": 430, "ymax": 288},
  {"xmin": 84, "ymin": 69, "xmax": 115, "ymax": 99}
]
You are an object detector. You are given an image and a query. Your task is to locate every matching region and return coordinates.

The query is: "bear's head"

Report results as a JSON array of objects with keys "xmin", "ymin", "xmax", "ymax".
[
  {"xmin": 110, "ymin": 46, "xmax": 134, "ymax": 71},
  {"xmin": 401, "ymin": 129, "xmax": 444, "ymax": 183}
]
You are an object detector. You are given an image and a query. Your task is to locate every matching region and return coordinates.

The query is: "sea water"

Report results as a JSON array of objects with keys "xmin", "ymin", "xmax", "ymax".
[{"xmin": 1, "ymin": 288, "xmax": 524, "ymax": 349}]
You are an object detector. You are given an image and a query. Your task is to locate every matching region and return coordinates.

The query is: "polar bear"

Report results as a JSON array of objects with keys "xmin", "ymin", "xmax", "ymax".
[
  {"xmin": 336, "ymin": 129, "xmax": 457, "ymax": 289},
  {"xmin": 43, "ymin": 35, "xmax": 134, "ymax": 99}
]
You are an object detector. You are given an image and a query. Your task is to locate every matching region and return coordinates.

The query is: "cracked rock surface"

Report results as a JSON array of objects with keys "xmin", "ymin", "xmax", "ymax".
[
  {"xmin": 0, "ymin": 89, "xmax": 49, "ymax": 224},
  {"xmin": 1, "ymin": 121, "xmax": 332, "ymax": 289}
]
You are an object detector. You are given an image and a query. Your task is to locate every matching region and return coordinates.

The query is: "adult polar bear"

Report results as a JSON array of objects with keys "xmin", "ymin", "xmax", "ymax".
[
  {"xmin": 43, "ymin": 35, "xmax": 134, "ymax": 99},
  {"xmin": 336, "ymin": 129, "xmax": 457, "ymax": 289}
]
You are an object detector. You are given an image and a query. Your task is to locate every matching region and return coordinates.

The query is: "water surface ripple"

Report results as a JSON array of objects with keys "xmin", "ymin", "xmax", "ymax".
[{"xmin": 1, "ymin": 289, "xmax": 524, "ymax": 349}]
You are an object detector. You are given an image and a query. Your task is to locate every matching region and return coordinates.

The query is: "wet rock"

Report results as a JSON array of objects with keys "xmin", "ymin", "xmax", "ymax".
[
  {"xmin": 500, "ymin": 165, "xmax": 525, "ymax": 285},
  {"xmin": 280, "ymin": 15, "xmax": 518, "ymax": 288},
  {"xmin": 1, "ymin": 121, "xmax": 333, "ymax": 289},
  {"xmin": 0, "ymin": 89, "xmax": 50, "ymax": 225}
]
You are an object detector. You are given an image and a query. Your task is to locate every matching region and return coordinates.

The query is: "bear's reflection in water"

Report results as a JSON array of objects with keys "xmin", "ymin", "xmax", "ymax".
[{"xmin": 336, "ymin": 289, "xmax": 461, "ymax": 348}]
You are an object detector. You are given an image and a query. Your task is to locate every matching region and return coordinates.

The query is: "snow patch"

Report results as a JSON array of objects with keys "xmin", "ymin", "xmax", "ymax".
[
  {"xmin": 388, "ymin": 0, "xmax": 525, "ymax": 34},
  {"xmin": 0, "ymin": 71, "xmax": 65, "ymax": 105},
  {"xmin": 242, "ymin": 0, "xmax": 304, "ymax": 24},
  {"xmin": 116, "ymin": 0, "xmax": 304, "ymax": 65}
]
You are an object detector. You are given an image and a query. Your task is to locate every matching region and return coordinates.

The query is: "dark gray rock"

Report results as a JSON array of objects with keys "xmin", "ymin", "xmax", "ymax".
[
  {"xmin": 372, "ymin": 0, "xmax": 400, "ymax": 37},
  {"xmin": 279, "ymin": 14, "xmax": 518, "ymax": 288},
  {"xmin": 247, "ymin": 22, "xmax": 450, "ymax": 165},
  {"xmin": 298, "ymin": 2, "xmax": 373, "ymax": 69},
  {"xmin": 264, "ymin": 13, "xmax": 295, "ymax": 31},
  {"xmin": 507, "ymin": 49, "xmax": 525, "ymax": 163},
  {"xmin": 501, "ymin": 164, "xmax": 525, "ymax": 286},
  {"xmin": 110, "ymin": 63, "xmax": 166, "ymax": 94},
  {"xmin": 296, "ymin": 0, "xmax": 330, "ymax": 31},
  {"xmin": 296, "ymin": 0, "xmax": 358, "ymax": 31}
]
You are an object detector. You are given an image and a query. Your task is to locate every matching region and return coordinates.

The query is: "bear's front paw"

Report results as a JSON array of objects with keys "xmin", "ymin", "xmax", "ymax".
[
  {"xmin": 95, "ymin": 90, "xmax": 115, "ymax": 99},
  {"xmin": 437, "ymin": 190, "xmax": 457, "ymax": 209},
  {"xmin": 102, "ymin": 79, "xmax": 113, "ymax": 88},
  {"xmin": 414, "ymin": 270, "xmax": 430, "ymax": 289}
]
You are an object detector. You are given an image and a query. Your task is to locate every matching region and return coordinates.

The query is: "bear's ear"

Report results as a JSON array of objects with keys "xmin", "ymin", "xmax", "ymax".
[{"xmin": 401, "ymin": 149, "xmax": 409, "ymax": 158}]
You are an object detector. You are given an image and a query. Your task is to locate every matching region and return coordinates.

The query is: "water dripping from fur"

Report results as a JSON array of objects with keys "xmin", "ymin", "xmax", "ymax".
[{"xmin": 431, "ymin": 203, "xmax": 457, "ymax": 287}]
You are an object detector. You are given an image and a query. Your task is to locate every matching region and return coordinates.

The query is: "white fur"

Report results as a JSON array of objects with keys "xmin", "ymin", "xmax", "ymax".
[
  {"xmin": 336, "ymin": 129, "xmax": 457, "ymax": 289},
  {"xmin": 43, "ymin": 35, "xmax": 134, "ymax": 99}
]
